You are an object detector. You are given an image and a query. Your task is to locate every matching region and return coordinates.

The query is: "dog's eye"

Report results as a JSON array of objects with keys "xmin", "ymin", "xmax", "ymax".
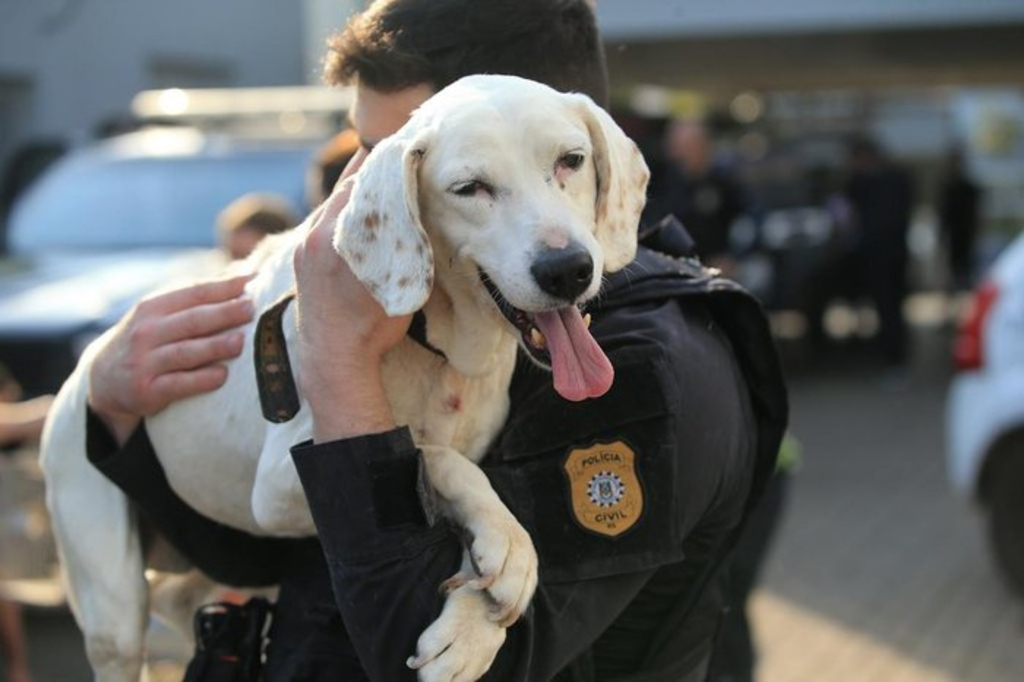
[
  {"xmin": 450, "ymin": 180, "xmax": 493, "ymax": 198},
  {"xmin": 557, "ymin": 152, "xmax": 585, "ymax": 171}
]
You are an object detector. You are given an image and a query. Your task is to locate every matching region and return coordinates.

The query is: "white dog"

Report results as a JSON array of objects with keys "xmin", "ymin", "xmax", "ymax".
[{"xmin": 40, "ymin": 74, "xmax": 649, "ymax": 682}]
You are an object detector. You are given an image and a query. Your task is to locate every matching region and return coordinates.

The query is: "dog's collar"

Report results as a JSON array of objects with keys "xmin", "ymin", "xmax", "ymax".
[
  {"xmin": 255, "ymin": 291, "xmax": 301, "ymax": 423},
  {"xmin": 408, "ymin": 310, "xmax": 447, "ymax": 361},
  {"xmin": 254, "ymin": 294, "xmax": 446, "ymax": 424}
]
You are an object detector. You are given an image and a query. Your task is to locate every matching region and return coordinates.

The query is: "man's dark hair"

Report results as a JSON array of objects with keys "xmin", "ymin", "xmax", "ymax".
[{"xmin": 323, "ymin": 0, "xmax": 609, "ymax": 108}]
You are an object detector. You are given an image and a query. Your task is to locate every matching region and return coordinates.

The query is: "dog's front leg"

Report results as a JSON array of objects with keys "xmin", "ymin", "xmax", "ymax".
[
  {"xmin": 407, "ymin": 575, "xmax": 506, "ymax": 682},
  {"xmin": 419, "ymin": 445, "xmax": 538, "ymax": 627}
]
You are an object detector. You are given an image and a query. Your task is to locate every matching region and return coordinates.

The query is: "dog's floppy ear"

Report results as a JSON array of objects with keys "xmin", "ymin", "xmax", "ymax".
[
  {"xmin": 574, "ymin": 95, "xmax": 650, "ymax": 273},
  {"xmin": 333, "ymin": 130, "xmax": 433, "ymax": 316}
]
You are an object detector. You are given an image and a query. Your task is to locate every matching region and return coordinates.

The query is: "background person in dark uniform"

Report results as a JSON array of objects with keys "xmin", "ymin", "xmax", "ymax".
[
  {"xmin": 656, "ymin": 120, "xmax": 749, "ymax": 277},
  {"xmin": 844, "ymin": 137, "xmax": 915, "ymax": 371},
  {"xmin": 938, "ymin": 149, "xmax": 982, "ymax": 292},
  {"xmin": 80, "ymin": 1, "xmax": 788, "ymax": 679}
]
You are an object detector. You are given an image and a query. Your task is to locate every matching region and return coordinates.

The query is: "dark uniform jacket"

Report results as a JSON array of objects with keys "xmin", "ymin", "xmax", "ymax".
[{"xmin": 86, "ymin": 223, "xmax": 788, "ymax": 682}]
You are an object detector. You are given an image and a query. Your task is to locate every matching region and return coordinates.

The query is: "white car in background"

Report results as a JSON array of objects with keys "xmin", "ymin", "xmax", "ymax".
[
  {"xmin": 0, "ymin": 84, "xmax": 350, "ymax": 398},
  {"xmin": 946, "ymin": 231, "xmax": 1024, "ymax": 594},
  {"xmin": 0, "ymin": 125, "xmax": 319, "ymax": 397}
]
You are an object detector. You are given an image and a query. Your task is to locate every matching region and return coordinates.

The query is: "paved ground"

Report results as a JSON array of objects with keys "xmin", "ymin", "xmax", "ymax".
[
  {"xmin": 753, "ymin": 318, "xmax": 1024, "ymax": 682},
  {"xmin": 3, "ymin": 301, "xmax": 1023, "ymax": 681}
]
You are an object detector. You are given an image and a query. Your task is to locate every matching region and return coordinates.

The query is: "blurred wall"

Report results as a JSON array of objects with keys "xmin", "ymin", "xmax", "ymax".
[
  {"xmin": 595, "ymin": 0, "xmax": 1024, "ymax": 40},
  {"xmin": 304, "ymin": 0, "xmax": 363, "ymax": 86},
  {"xmin": 596, "ymin": 1, "xmax": 1024, "ymax": 94},
  {"xmin": 0, "ymin": 1, "xmax": 305, "ymax": 170}
]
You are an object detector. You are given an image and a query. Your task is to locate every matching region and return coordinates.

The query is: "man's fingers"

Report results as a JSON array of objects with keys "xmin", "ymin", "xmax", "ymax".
[
  {"xmin": 306, "ymin": 173, "xmax": 356, "ymax": 246},
  {"xmin": 151, "ymin": 297, "xmax": 254, "ymax": 347},
  {"xmin": 319, "ymin": 176, "xmax": 355, "ymax": 225},
  {"xmin": 141, "ymin": 273, "xmax": 255, "ymax": 317},
  {"xmin": 148, "ymin": 330, "xmax": 246, "ymax": 376},
  {"xmin": 146, "ymin": 365, "xmax": 231, "ymax": 412},
  {"xmin": 294, "ymin": 179, "xmax": 356, "ymax": 290}
]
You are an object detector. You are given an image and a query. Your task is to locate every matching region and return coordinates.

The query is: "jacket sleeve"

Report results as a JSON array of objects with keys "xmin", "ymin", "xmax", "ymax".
[
  {"xmin": 292, "ymin": 297, "xmax": 759, "ymax": 681},
  {"xmin": 85, "ymin": 409, "xmax": 311, "ymax": 587}
]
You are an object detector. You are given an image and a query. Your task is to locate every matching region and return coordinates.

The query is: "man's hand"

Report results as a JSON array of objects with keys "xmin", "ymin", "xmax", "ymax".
[
  {"xmin": 293, "ymin": 157, "xmax": 413, "ymax": 443},
  {"xmin": 88, "ymin": 274, "xmax": 255, "ymax": 445}
]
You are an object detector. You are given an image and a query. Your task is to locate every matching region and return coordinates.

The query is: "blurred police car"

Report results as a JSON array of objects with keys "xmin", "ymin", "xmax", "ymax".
[
  {"xmin": 946, "ymin": 231, "xmax": 1024, "ymax": 594},
  {"xmin": 0, "ymin": 84, "xmax": 351, "ymax": 396}
]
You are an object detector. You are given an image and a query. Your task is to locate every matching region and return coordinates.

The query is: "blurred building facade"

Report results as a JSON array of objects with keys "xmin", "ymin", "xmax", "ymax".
[
  {"xmin": 0, "ymin": 0, "xmax": 365, "ymax": 185},
  {"xmin": 2, "ymin": 0, "xmax": 1023, "ymax": 273},
  {"xmin": 597, "ymin": 0, "xmax": 1024, "ymax": 283}
]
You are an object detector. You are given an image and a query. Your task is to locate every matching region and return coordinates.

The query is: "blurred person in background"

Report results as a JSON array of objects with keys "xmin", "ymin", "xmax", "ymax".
[
  {"xmin": 307, "ymin": 128, "xmax": 361, "ymax": 208},
  {"xmin": 657, "ymin": 119, "xmax": 749, "ymax": 276},
  {"xmin": 0, "ymin": 365, "xmax": 51, "ymax": 459},
  {"xmin": 0, "ymin": 598, "xmax": 31, "ymax": 682},
  {"xmin": 0, "ymin": 364, "xmax": 51, "ymax": 682},
  {"xmin": 938, "ymin": 149, "xmax": 982, "ymax": 292},
  {"xmin": 801, "ymin": 165, "xmax": 860, "ymax": 355},
  {"xmin": 216, "ymin": 193, "xmax": 299, "ymax": 261},
  {"xmin": 844, "ymin": 136, "xmax": 915, "ymax": 372}
]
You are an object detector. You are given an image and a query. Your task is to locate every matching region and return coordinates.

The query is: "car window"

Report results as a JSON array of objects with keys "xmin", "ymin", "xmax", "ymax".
[{"xmin": 9, "ymin": 147, "xmax": 313, "ymax": 253}]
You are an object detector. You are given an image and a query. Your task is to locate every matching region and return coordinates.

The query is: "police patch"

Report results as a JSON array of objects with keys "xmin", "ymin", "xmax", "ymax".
[{"xmin": 563, "ymin": 440, "xmax": 644, "ymax": 538}]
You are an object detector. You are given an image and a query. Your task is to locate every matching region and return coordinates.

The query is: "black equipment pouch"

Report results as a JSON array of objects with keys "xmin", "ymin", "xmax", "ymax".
[{"xmin": 183, "ymin": 597, "xmax": 273, "ymax": 682}]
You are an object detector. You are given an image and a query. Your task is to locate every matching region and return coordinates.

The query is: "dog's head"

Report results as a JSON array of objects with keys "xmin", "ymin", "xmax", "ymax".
[{"xmin": 334, "ymin": 74, "xmax": 649, "ymax": 401}]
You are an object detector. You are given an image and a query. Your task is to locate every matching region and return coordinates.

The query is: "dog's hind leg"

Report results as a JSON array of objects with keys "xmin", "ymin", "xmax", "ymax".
[{"xmin": 40, "ymin": 366, "xmax": 150, "ymax": 682}]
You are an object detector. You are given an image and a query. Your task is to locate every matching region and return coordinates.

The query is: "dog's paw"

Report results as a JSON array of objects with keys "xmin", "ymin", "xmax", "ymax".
[
  {"xmin": 407, "ymin": 586, "xmax": 506, "ymax": 682},
  {"xmin": 464, "ymin": 511, "xmax": 538, "ymax": 627}
]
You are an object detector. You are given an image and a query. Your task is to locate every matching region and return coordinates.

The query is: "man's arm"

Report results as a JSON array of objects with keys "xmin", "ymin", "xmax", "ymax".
[
  {"xmin": 0, "ymin": 395, "xmax": 52, "ymax": 447},
  {"xmin": 85, "ymin": 409, "xmax": 310, "ymax": 587},
  {"xmin": 82, "ymin": 272, "xmax": 308, "ymax": 586}
]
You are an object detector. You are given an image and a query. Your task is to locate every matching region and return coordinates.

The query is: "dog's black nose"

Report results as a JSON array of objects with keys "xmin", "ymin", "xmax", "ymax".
[{"xmin": 531, "ymin": 245, "xmax": 594, "ymax": 302}]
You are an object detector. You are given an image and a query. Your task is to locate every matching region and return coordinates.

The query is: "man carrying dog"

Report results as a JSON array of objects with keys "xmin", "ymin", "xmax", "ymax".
[{"xmin": 84, "ymin": 0, "xmax": 787, "ymax": 680}]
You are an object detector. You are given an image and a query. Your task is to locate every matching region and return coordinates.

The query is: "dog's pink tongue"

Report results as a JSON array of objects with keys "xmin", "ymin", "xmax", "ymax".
[{"xmin": 533, "ymin": 308, "xmax": 614, "ymax": 401}]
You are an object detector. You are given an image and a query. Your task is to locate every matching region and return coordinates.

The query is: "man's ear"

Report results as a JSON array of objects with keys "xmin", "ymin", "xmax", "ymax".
[
  {"xmin": 333, "ymin": 130, "xmax": 433, "ymax": 316},
  {"xmin": 574, "ymin": 95, "xmax": 650, "ymax": 273}
]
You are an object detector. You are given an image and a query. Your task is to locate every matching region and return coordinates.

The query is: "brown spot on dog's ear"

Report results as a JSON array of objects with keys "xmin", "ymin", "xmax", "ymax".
[
  {"xmin": 415, "ymin": 242, "xmax": 426, "ymax": 256},
  {"xmin": 425, "ymin": 272, "xmax": 434, "ymax": 290},
  {"xmin": 397, "ymin": 276, "xmax": 411, "ymax": 289},
  {"xmin": 364, "ymin": 212, "xmax": 380, "ymax": 230},
  {"xmin": 351, "ymin": 251, "xmax": 366, "ymax": 264},
  {"xmin": 395, "ymin": 239, "xmax": 405, "ymax": 252}
]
